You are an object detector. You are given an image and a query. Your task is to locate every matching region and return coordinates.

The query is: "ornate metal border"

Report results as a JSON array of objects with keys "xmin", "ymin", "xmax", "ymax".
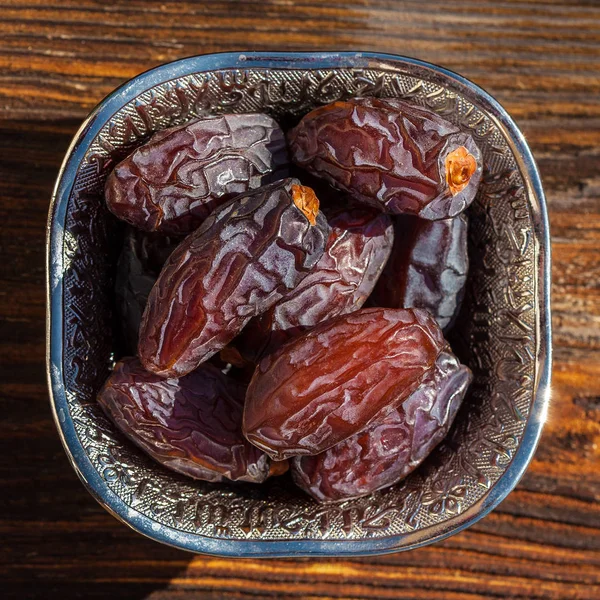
[{"xmin": 47, "ymin": 52, "xmax": 552, "ymax": 556}]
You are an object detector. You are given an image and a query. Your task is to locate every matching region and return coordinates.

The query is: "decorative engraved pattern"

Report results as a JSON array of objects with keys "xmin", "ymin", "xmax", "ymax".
[{"xmin": 59, "ymin": 65, "xmax": 536, "ymax": 542}]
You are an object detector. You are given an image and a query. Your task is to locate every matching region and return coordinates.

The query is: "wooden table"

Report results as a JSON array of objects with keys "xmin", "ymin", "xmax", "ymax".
[{"xmin": 1, "ymin": 1, "xmax": 599, "ymax": 598}]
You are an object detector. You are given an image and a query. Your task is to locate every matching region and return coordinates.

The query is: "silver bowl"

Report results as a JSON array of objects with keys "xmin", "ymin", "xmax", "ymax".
[{"xmin": 46, "ymin": 51, "xmax": 552, "ymax": 556}]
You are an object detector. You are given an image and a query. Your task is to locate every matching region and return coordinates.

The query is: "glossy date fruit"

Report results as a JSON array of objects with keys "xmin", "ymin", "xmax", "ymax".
[
  {"xmin": 243, "ymin": 307, "xmax": 447, "ymax": 460},
  {"xmin": 235, "ymin": 205, "xmax": 394, "ymax": 362},
  {"xmin": 291, "ymin": 350, "xmax": 472, "ymax": 502},
  {"xmin": 105, "ymin": 113, "xmax": 288, "ymax": 235},
  {"xmin": 288, "ymin": 97, "xmax": 482, "ymax": 219},
  {"xmin": 115, "ymin": 228, "xmax": 181, "ymax": 353},
  {"xmin": 370, "ymin": 214, "xmax": 469, "ymax": 331},
  {"xmin": 139, "ymin": 178, "xmax": 330, "ymax": 378},
  {"xmin": 97, "ymin": 357, "xmax": 285, "ymax": 483}
]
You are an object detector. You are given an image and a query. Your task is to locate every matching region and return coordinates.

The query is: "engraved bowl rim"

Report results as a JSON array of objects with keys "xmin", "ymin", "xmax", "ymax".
[{"xmin": 46, "ymin": 51, "xmax": 552, "ymax": 556}]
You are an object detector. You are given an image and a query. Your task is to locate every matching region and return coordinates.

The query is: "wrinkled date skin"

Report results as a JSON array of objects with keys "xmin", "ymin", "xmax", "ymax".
[
  {"xmin": 139, "ymin": 178, "xmax": 330, "ymax": 378},
  {"xmin": 97, "ymin": 357, "xmax": 285, "ymax": 483},
  {"xmin": 235, "ymin": 205, "xmax": 394, "ymax": 362},
  {"xmin": 243, "ymin": 307, "xmax": 447, "ymax": 460},
  {"xmin": 292, "ymin": 351, "xmax": 472, "ymax": 502},
  {"xmin": 115, "ymin": 228, "xmax": 182, "ymax": 353},
  {"xmin": 288, "ymin": 97, "xmax": 482, "ymax": 219},
  {"xmin": 105, "ymin": 113, "xmax": 288, "ymax": 235},
  {"xmin": 371, "ymin": 214, "xmax": 469, "ymax": 331}
]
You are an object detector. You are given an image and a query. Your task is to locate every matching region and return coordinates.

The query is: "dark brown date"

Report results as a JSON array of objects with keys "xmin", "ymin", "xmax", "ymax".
[
  {"xmin": 243, "ymin": 307, "xmax": 447, "ymax": 460},
  {"xmin": 291, "ymin": 350, "xmax": 472, "ymax": 502},
  {"xmin": 288, "ymin": 97, "xmax": 482, "ymax": 219},
  {"xmin": 115, "ymin": 228, "xmax": 181, "ymax": 353},
  {"xmin": 97, "ymin": 357, "xmax": 284, "ymax": 483},
  {"xmin": 139, "ymin": 178, "xmax": 330, "ymax": 378},
  {"xmin": 370, "ymin": 214, "xmax": 469, "ymax": 331},
  {"xmin": 235, "ymin": 205, "xmax": 394, "ymax": 362},
  {"xmin": 105, "ymin": 113, "xmax": 288, "ymax": 235}
]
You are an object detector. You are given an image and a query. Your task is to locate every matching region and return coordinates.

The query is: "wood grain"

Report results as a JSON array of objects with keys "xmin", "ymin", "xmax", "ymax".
[{"xmin": 1, "ymin": 1, "xmax": 599, "ymax": 598}]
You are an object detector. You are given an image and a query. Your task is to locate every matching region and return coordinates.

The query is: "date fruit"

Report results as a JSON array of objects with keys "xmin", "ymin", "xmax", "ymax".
[
  {"xmin": 243, "ymin": 307, "xmax": 447, "ymax": 460},
  {"xmin": 292, "ymin": 350, "xmax": 472, "ymax": 502},
  {"xmin": 97, "ymin": 357, "xmax": 284, "ymax": 483},
  {"xmin": 288, "ymin": 97, "xmax": 482, "ymax": 219},
  {"xmin": 139, "ymin": 178, "xmax": 330, "ymax": 378},
  {"xmin": 105, "ymin": 113, "xmax": 288, "ymax": 235},
  {"xmin": 235, "ymin": 205, "xmax": 394, "ymax": 362},
  {"xmin": 115, "ymin": 228, "xmax": 181, "ymax": 353},
  {"xmin": 370, "ymin": 214, "xmax": 469, "ymax": 331}
]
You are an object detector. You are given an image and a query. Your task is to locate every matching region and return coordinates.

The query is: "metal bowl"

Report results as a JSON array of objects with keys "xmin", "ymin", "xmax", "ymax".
[{"xmin": 46, "ymin": 51, "xmax": 552, "ymax": 556}]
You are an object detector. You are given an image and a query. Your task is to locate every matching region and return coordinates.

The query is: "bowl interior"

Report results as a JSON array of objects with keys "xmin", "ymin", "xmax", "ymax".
[{"xmin": 48, "ymin": 53, "xmax": 548, "ymax": 555}]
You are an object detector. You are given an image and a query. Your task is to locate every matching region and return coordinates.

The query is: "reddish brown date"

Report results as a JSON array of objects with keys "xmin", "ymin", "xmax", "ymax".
[
  {"xmin": 291, "ymin": 350, "xmax": 472, "ymax": 502},
  {"xmin": 288, "ymin": 97, "xmax": 482, "ymax": 219},
  {"xmin": 139, "ymin": 178, "xmax": 330, "ymax": 378},
  {"xmin": 243, "ymin": 307, "xmax": 447, "ymax": 460},
  {"xmin": 370, "ymin": 214, "xmax": 469, "ymax": 331},
  {"xmin": 235, "ymin": 205, "xmax": 394, "ymax": 362},
  {"xmin": 97, "ymin": 357, "xmax": 284, "ymax": 483},
  {"xmin": 115, "ymin": 228, "xmax": 181, "ymax": 353},
  {"xmin": 105, "ymin": 113, "xmax": 288, "ymax": 235}
]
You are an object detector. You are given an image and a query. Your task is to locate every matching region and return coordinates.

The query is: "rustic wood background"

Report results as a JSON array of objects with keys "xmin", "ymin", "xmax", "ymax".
[{"xmin": 1, "ymin": 1, "xmax": 599, "ymax": 598}]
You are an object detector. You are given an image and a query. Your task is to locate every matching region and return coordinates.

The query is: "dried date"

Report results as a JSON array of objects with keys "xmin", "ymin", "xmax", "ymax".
[
  {"xmin": 370, "ymin": 214, "xmax": 469, "ymax": 331},
  {"xmin": 115, "ymin": 228, "xmax": 181, "ymax": 353},
  {"xmin": 292, "ymin": 350, "xmax": 472, "ymax": 502},
  {"xmin": 243, "ymin": 307, "xmax": 447, "ymax": 460},
  {"xmin": 235, "ymin": 205, "xmax": 394, "ymax": 362},
  {"xmin": 288, "ymin": 97, "xmax": 482, "ymax": 219},
  {"xmin": 105, "ymin": 113, "xmax": 288, "ymax": 235},
  {"xmin": 97, "ymin": 357, "xmax": 285, "ymax": 483},
  {"xmin": 138, "ymin": 178, "xmax": 330, "ymax": 378}
]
